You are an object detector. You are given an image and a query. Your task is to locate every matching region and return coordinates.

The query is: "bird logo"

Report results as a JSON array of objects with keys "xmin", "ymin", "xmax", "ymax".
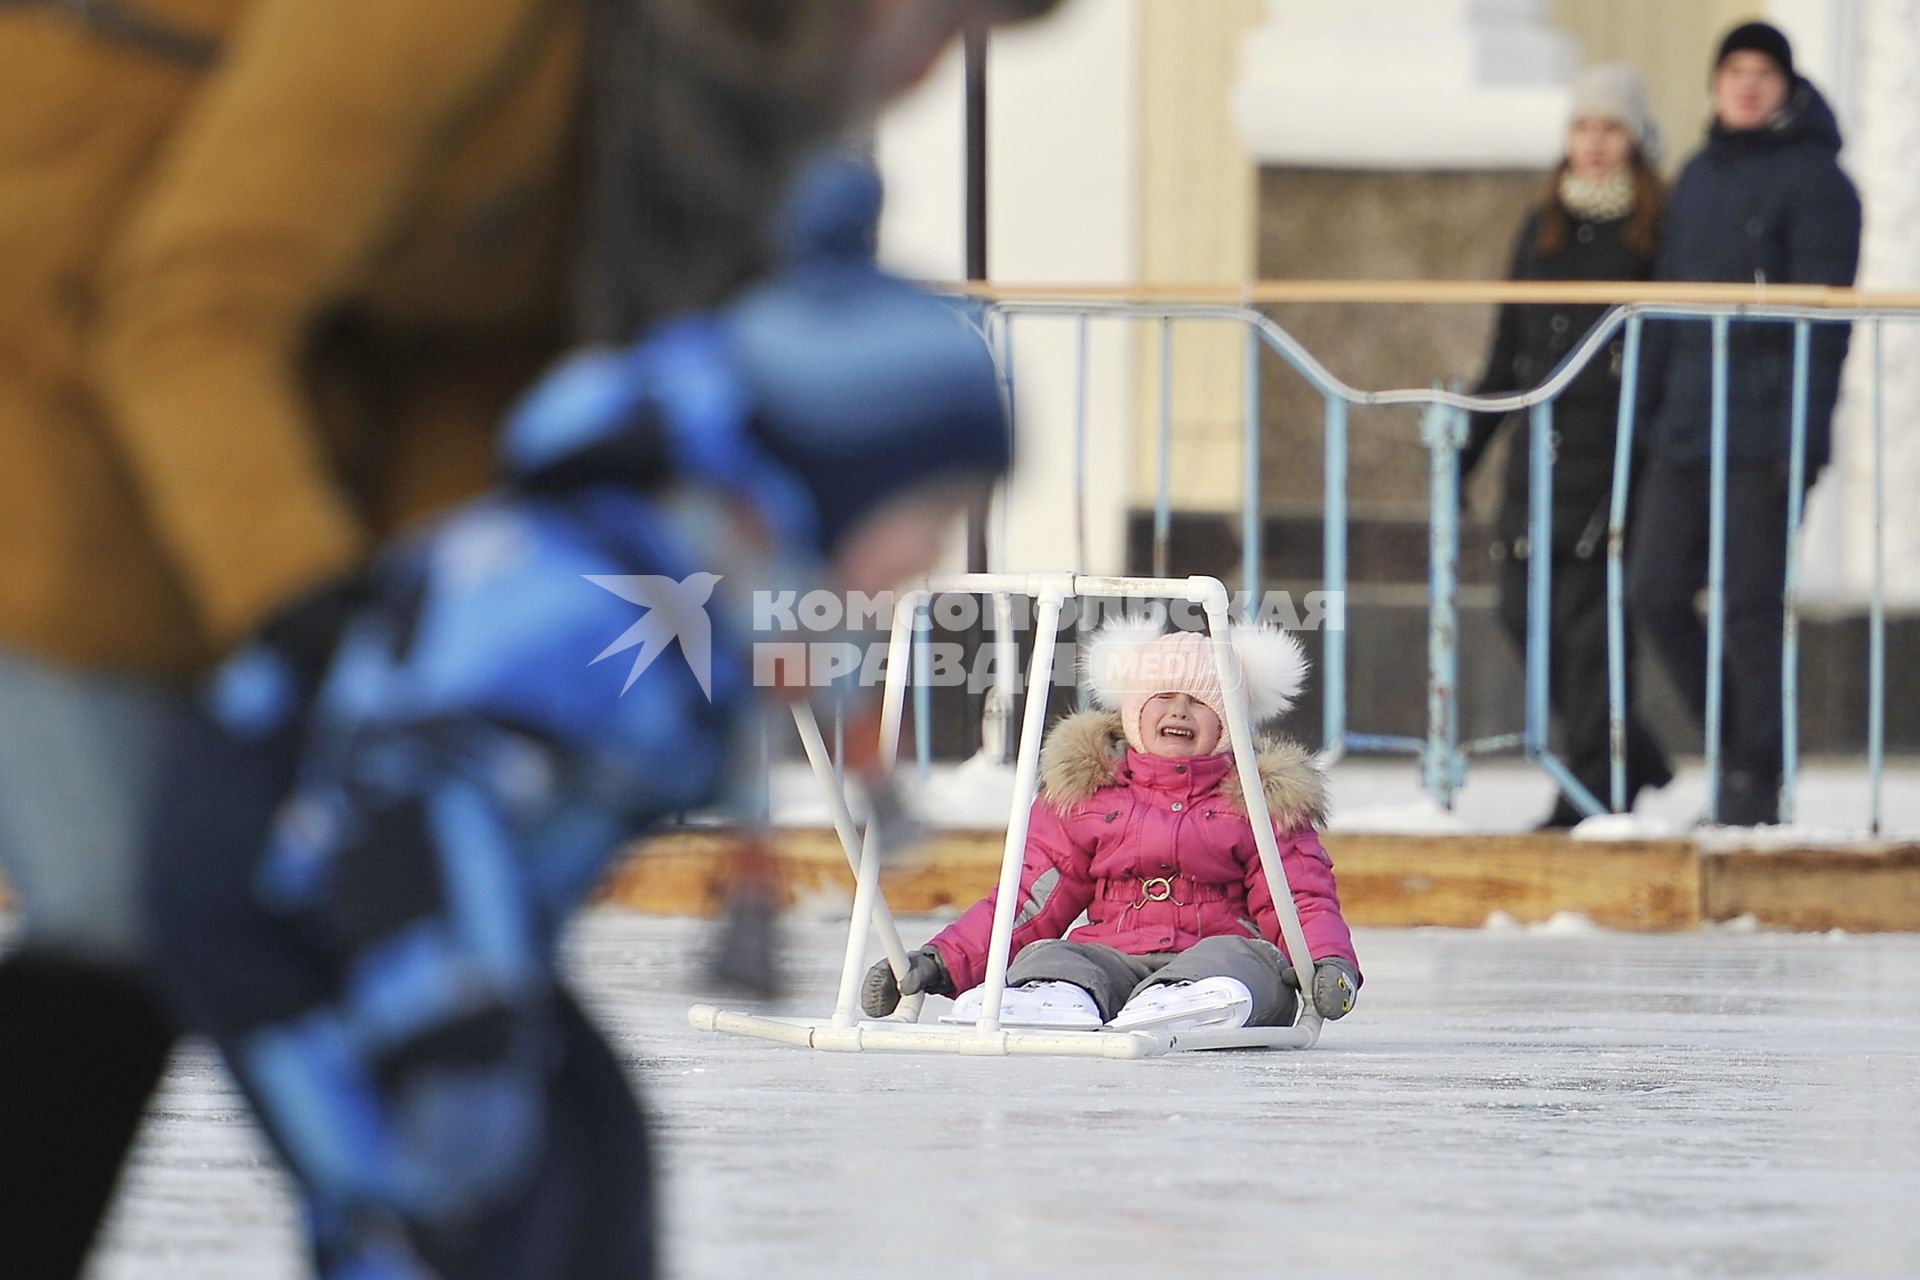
[{"xmin": 585, "ymin": 573, "xmax": 723, "ymax": 698}]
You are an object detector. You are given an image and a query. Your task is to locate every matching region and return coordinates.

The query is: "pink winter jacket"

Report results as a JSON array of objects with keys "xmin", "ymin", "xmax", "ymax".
[{"xmin": 927, "ymin": 710, "xmax": 1360, "ymax": 994}]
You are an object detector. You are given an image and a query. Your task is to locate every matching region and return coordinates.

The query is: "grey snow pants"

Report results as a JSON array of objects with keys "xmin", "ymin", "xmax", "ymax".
[{"xmin": 1005, "ymin": 936, "xmax": 1298, "ymax": 1026}]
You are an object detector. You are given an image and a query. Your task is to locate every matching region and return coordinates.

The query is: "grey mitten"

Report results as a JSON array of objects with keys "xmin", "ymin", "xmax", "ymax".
[
  {"xmin": 1284, "ymin": 957, "xmax": 1360, "ymax": 1020},
  {"xmin": 860, "ymin": 948, "xmax": 954, "ymax": 1017}
]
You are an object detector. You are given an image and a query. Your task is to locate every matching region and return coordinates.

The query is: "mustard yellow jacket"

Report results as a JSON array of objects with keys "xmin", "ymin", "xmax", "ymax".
[{"xmin": 0, "ymin": 0, "xmax": 581, "ymax": 671}]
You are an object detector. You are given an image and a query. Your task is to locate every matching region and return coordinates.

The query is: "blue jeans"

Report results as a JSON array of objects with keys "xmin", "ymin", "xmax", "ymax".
[{"xmin": 0, "ymin": 646, "xmax": 188, "ymax": 961}]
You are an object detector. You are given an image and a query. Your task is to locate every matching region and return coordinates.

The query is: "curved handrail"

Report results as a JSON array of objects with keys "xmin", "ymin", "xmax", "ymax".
[
  {"xmin": 952, "ymin": 287, "xmax": 1902, "ymax": 831},
  {"xmin": 969, "ymin": 296, "xmax": 1910, "ymax": 417},
  {"xmin": 944, "ymin": 279, "xmax": 1920, "ymax": 309}
]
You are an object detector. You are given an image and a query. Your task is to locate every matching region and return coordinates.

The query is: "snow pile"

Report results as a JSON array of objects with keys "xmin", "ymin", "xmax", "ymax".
[
  {"xmin": 1482, "ymin": 910, "xmax": 1603, "ymax": 935},
  {"xmin": 901, "ymin": 753, "xmax": 1019, "ymax": 829},
  {"xmin": 1570, "ymin": 813, "xmax": 1686, "ymax": 841},
  {"xmin": 1693, "ymin": 823, "xmax": 1896, "ymax": 852},
  {"xmin": 1326, "ymin": 799, "xmax": 1474, "ymax": 835}
]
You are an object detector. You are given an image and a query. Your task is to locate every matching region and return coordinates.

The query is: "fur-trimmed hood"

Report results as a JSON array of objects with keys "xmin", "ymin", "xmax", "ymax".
[{"xmin": 1036, "ymin": 709, "xmax": 1328, "ymax": 829}]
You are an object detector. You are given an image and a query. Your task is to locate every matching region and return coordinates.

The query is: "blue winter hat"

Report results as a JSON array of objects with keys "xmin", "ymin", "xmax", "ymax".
[
  {"xmin": 500, "ymin": 156, "xmax": 1009, "ymax": 555},
  {"xmin": 727, "ymin": 156, "xmax": 1011, "ymax": 551}
]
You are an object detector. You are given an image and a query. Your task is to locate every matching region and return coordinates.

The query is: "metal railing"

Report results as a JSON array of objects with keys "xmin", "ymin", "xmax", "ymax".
[{"xmin": 948, "ymin": 281, "xmax": 1912, "ymax": 831}]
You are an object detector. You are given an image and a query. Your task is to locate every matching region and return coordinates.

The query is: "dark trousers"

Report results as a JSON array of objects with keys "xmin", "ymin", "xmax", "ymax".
[
  {"xmin": 1625, "ymin": 460, "xmax": 1791, "ymax": 784},
  {"xmin": 1497, "ymin": 550, "xmax": 1671, "ymax": 811},
  {"xmin": 0, "ymin": 952, "xmax": 174, "ymax": 1280},
  {"xmin": 144, "ymin": 708, "xmax": 655, "ymax": 1280}
]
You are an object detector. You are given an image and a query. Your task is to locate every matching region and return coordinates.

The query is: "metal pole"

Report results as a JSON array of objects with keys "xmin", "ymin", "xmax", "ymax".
[
  {"xmin": 975, "ymin": 591, "xmax": 1066, "ymax": 1031},
  {"xmin": 1782, "ymin": 321, "xmax": 1811, "ymax": 824},
  {"xmin": 828, "ymin": 594, "xmax": 927, "ymax": 1028},
  {"xmin": 961, "ymin": 21, "xmax": 990, "ymax": 755},
  {"xmin": 1203, "ymin": 591, "xmax": 1322, "ymax": 1047},
  {"xmin": 831, "ymin": 694, "xmax": 845, "ymax": 796},
  {"xmin": 1524, "ymin": 390, "xmax": 1597, "ymax": 817},
  {"xmin": 1423, "ymin": 403, "xmax": 1464, "ymax": 810},
  {"xmin": 912, "ymin": 599, "xmax": 933, "ymax": 783},
  {"xmin": 1606, "ymin": 316, "xmax": 1643, "ymax": 813},
  {"xmin": 963, "ymin": 22, "xmax": 988, "ymax": 284},
  {"xmin": 1870, "ymin": 320, "xmax": 1887, "ymax": 835},
  {"xmin": 980, "ymin": 317, "xmax": 1019, "ymax": 765},
  {"xmin": 1525, "ymin": 400, "xmax": 1554, "ymax": 763},
  {"xmin": 758, "ymin": 714, "xmax": 772, "ymax": 826},
  {"xmin": 1322, "ymin": 396, "xmax": 1349, "ymax": 759},
  {"xmin": 792, "ymin": 702, "xmax": 916, "ymax": 1021},
  {"xmin": 1705, "ymin": 315, "xmax": 1730, "ymax": 824}
]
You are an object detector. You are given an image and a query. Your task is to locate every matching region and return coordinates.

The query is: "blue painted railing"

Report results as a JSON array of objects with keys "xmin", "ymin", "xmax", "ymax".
[{"xmin": 959, "ymin": 292, "xmax": 1901, "ymax": 831}]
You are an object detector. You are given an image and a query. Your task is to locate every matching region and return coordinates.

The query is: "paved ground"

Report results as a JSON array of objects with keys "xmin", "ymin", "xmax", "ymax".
[{"xmin": 67, "ymin": 911, "xmax": 1920, "ymax": 1279}]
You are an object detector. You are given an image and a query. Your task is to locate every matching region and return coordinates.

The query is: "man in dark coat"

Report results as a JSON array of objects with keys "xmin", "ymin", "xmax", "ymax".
[{"xmin": 1626, "ymin": 21, "xmax": 1861, "ymax": 826}]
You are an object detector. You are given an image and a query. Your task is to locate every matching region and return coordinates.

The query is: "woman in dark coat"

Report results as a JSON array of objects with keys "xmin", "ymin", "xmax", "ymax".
[{"xmin": 1464, "ymin": 63, "xmax": 1674, "ymax": 828}]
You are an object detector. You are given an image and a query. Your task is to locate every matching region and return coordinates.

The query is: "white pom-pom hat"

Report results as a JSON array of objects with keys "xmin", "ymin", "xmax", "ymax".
[{"xmin": 1083, "ymin": 618, "xmax": 1309, "ymax": 752}]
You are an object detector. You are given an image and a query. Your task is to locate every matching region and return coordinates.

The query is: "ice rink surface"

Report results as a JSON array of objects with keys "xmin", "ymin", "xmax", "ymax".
[{"xmin": 76, "ymin": 910, "xmax": 1920, "ymax": 1280}]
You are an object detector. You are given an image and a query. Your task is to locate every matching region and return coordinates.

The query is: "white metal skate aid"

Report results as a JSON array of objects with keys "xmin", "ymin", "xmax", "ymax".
[{"xmin": 688, "ymin": 574, "xmax": 1325, "ymax": 1057}]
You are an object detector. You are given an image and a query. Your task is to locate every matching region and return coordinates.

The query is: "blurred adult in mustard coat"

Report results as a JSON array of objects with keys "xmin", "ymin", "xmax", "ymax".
[
  {"xmin": 0, "ymin": 4, "xmax": 583, "ymax": 1270},
  {"xmin": 0, "ymin": 1, "xmax": 1060, "ymax": 1273}
]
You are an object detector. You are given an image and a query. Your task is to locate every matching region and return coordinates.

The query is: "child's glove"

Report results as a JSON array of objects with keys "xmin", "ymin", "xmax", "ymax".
[
  {"xmin": 860, "ymin": 948, "xmax": 954, "ymax": 1017},
  {"xmin": 1285, "ymin": 957, "xmax": 1360, "ymax": 1020}
]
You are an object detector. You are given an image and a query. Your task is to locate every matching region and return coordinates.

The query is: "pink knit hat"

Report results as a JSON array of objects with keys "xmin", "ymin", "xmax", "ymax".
[{"xmin": 1083, "ymin": 618, "xmax": 1308, "ymax": 752}]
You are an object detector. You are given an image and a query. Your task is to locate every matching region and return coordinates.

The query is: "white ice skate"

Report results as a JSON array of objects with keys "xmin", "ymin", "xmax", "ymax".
[
  {"xmin": 939, "ymin": 981, "xmax": 1103, "ymax": 1030},
  {"xmin": 1104, "ymin": 977, "xmax": 1253, "ymax": 1033}
]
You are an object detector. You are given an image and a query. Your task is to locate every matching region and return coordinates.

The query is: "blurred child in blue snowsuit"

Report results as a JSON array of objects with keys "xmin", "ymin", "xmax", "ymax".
[{"xmin": 141, "ymin": 159, "xmax": 1010, "ymax": 1280}]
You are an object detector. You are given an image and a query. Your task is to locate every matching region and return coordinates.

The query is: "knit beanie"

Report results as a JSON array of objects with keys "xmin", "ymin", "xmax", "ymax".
[
  {"xmin": 730, "ymin": 156, "xmax": 1012, "ymax": 552},
  {"xmin": 1715, "ymin": 21, "xmax": 1794, "ymax": 82},
  {"xmin": 1567, "ymin": 63, "xmax": 1660, "ymax": 162},
  {"xmin": 498, "ymin": 155, "xmax": 1011, "ymax": 557},
  {"xmin": 1085, "ymin": 619, "xmax": 1308, "ymax": 753}
]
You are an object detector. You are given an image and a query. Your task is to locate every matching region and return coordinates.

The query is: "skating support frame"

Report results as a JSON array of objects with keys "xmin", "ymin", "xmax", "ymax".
[{"xmin": 688, "ymin": 574, "xmax": 1325, "ymax": 1057}]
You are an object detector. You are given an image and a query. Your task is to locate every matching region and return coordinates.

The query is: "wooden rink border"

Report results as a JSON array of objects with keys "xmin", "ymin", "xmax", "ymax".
[
  {"xmin": 5, "ymin": 833, "xmax": 1910, "ymax": 933},
  {"xmin": 604, "ymin": 828, "xmax": 1920, "ymax": 935}
]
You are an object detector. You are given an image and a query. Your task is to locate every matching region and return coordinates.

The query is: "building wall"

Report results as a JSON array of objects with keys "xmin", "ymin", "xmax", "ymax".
[
  {"xmin": 1130, "ymin": 0, "xmax": 1266, "ymax": 513},
  {"xmin": 1550, "ymin": 0, "xmax": 1772, "ymax": 172},
  {"xmin": 874, "ymin": 0, "xmax": 1907, "ymax": 596},
  {"xmin": 874, "ymin": 1, "xmax": 1140, "ymax": 575}
]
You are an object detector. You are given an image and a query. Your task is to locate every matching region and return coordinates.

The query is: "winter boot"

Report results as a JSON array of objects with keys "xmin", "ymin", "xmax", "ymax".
[
  {"xmin": 1106, "ymin": 976, "xmax": 1254, "ymax": 1033},
  {"xmin": 0, "ymin": 950, "xmax": 176, "ymax": 1280},
  {"xmin": 940, "ymin": 981, "xmax": 1102, "ymax": 1030}
]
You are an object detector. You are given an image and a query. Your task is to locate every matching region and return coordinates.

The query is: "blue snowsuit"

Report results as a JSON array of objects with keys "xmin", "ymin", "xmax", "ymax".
[{"xmin": 143, "ymin": 205, "xmax": 1009, "ymax": 1278}]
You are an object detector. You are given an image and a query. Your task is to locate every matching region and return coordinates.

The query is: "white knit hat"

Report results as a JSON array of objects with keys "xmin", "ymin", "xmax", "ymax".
[
  {"xmin": 1568, "ymin": 63, "xmax": 1660, "ymax": 163},
  {"xmin": 1083, "ymin": 619, "xmax": 1308, "ymax": 752}
]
